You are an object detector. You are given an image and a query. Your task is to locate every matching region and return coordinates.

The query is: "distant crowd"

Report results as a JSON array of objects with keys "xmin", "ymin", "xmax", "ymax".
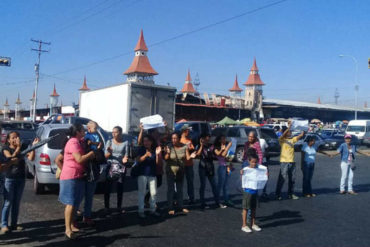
[{"xmin": 1, "ymin": 120, "xmax": 369, "ymax": 238}]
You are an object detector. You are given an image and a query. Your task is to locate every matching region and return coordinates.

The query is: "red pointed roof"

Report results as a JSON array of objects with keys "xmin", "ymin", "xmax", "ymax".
[
  {"xmin": 79, "ymin": 76, "xmax": 90, "ymax": 91},
  {"xmin": 251, "ymin": 57, "xmax": 258, "ymax": 71},
  {"xmin": 229, "ymin": 74, "xmax": 243, "ymax": 92},
  {"xmin": 134, "ymin": 29, "xmax": 148, "ymax": 52},
  {"xmin": 185, "ymin": 69, "xmax": 192, "ymax": 82},
  {"xmin": 244, "ymin": 58, "xmax": 265, "ymax": 86},
  {"xmin": 181, "ymin": 70, "xmax": 196, "ymax": 93},
  {"xmin": 4, "ymin": 98, "xmax": 9, "ymax": 106},
  {"xmin": 317, "ymin": 97, "xmax": 321, "ymax": 104},
  {"xmin": 124, "ymin": 56, "xmax": 158, "ymax": 75},
  {"xmin": 50, "ymin": 84, "xmax": 59, "ymax": 97},
  {"xmin": 124, "ymin": 30, "xmax": 158, "ymax": 76}
]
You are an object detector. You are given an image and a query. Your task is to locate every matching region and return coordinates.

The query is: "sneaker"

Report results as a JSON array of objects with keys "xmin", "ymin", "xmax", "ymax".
[
  {"xmin": 252, "ymin": 224, "xmax": 262, "ymax": 232},
  {"xmin": 304, "ymin": 194, "xmax": 311, "ymax": 198},
  {"xmin": 348, "ymin": 191, "xmax": 358, "ymax": 195},
  {"xmin": 310, "ymin": 193, "xmax": 317, "ymax": 197},
  {"xmin": 225, "ymin": 200, "xmax": 235, "ymax": 207},
  {"xmin": 340, "ymin": 191, "xmax": 346, "ymax": 195},
  {"xmin": 218, "ymin": 203, "xmax": 227, "ymax": 209},
  {"xmin": 138, "ymin": 212, "xmax": 146, "ymax": 219},
  {"xmin": 241, "ymin": 226, "xmax": 252, "ymax": 233},
  {"xmin": 288, "ymin": 194, "xmax": 299, "ymax": 200}
]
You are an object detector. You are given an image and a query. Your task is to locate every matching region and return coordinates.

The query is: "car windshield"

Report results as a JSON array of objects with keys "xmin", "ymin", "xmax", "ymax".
[
  {"xmin": 47, "ymin": 129, "xmax": 68, "ymax": 149},
  {"xmin": 347, "ymin": 126, "xmax": 365, "ymax": 132}
]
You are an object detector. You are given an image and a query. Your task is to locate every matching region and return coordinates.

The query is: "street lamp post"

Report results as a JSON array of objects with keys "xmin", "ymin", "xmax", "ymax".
[{"xmin": 339, "ymin": 54, "xmax": 359, "ymax": 120}]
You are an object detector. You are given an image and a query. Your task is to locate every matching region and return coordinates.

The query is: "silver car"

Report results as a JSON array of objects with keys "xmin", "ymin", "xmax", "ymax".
[{"xmin": 26, "ymin": 124, "xmax": 110, "ymax": 194}]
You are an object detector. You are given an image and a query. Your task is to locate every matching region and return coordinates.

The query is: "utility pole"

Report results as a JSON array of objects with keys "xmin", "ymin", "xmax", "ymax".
[
  {"xmin": 334, "ymin": 88, "xmax": 339, "ymax": 105},
  {"xmin": 31, "ymin": 39, "xmax": 50, "ymax": 122}
]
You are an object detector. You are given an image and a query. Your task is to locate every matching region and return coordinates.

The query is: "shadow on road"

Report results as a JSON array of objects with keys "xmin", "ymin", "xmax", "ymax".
[{"xmin": 257, "ymin": 210, "xmax": 304, "ymax": 228}]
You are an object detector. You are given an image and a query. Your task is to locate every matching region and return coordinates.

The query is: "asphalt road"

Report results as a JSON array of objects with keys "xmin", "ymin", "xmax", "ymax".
[{"xmin": 2, "ymin": 153, "xmax": 370, "ymax": 247}]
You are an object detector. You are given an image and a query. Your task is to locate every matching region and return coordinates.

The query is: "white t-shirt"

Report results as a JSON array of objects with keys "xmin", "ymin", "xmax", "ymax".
[{"xmin": 259, "ymin": 139, "xmax": 268, "ymax": 163}]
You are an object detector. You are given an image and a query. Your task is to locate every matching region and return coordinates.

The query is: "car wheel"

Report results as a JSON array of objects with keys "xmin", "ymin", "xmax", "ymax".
[
  {"xmin": 235, "ymin": 147, "xmax": 244, "ymax": 163},
  {"xmin": 33, "ymin": 170, "xmax": 45, "ymax": 195},
  {"xmin": 25, "ymin": 165, "xmax": 34, "ymax": 179}
]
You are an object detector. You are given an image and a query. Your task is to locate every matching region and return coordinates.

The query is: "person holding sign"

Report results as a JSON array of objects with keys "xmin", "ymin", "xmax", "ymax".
[
  {"xmin": 240, "ymin": 149, "xmax": 265, "ymax": 233},
  {"xmin": 275, "ymin": 121, "xmax": 304, "ymax": 200}
]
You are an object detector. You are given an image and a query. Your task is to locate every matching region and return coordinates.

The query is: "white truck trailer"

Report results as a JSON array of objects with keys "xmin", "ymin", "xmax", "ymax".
[{"xmin": 79, "ymin": 82, "xmax": 176, "ymax": 133}]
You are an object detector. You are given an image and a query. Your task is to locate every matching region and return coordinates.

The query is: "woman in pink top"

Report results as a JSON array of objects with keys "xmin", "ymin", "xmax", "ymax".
[{"xmin": 59, "ymin": 123, "xmax": 95, "ymax": 240}]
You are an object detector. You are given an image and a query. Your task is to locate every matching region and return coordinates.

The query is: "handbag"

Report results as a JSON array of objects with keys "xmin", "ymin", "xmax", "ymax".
[
  {"xmin": 171, "ymin": 147, "xmax": 184, "ymax": 181},
  {"xmin": 107, "ymin": 160, "xmax": 125, "ymax": 181}
]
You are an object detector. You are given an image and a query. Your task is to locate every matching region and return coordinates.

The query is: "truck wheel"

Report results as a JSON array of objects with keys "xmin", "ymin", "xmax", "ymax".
[
  {"xmin": 235, "ymin": 147, "xmax": 244, "ymax": 163},
  {"xmin": 33, "ymin": 170, "xmax": 45, "ymax": 195}
]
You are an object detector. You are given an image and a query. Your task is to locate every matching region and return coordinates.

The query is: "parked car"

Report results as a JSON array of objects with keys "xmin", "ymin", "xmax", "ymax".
[
  {"xmin": 323, "ymin": 133, "xmax": 360, "ymax": 149},
  {"xmin": 0, "ymin": 121, "xmax": 37, "ymax": 148},
  {"xmin": 211, "ymin": 126, "xmax": 280, "ymax": 163},
  {"xmin": 175, "ymin": 121, "xmax": 212, "ymax": 146},
  {"xmin": 26, "ymin": 124, "xmax": 110, "ymax": 194}
]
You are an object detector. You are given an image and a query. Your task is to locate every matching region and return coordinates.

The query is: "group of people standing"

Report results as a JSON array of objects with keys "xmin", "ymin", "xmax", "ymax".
[{"xmin": 1, "ymin": 119, "xmax": 369, "ymax": 238}]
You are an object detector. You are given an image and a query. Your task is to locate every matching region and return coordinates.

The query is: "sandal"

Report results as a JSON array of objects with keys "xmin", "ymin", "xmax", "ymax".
[{"xmin": 168, "ymin": 210, "xmax": 175, "ymax": 215}]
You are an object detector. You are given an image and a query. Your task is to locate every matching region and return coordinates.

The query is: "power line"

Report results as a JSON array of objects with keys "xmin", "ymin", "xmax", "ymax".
[{"xmin": 51, "ymin": 0, "xmax": 290, "ymax": 75}]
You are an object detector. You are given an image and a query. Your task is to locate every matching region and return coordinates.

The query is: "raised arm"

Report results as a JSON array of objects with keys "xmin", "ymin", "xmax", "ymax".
[
  {"xmin": 281, "ymin": 121, "xmax": 292, "ymax": 139},
  {"xmin": 296, "ymin": 131, "xmax": 305, "ymax": 141},
  {"xmin": 137, "ymin": 123, "xmax": 144, "ymax": 146}
]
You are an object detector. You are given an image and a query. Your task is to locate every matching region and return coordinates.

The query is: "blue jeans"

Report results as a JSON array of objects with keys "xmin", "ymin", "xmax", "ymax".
[
  {"xmin": 302, "ymin": 162, "xmax": 315, "ymax": 195},
  {"xmin": 199, "ymin": 164, "xmax": 218, "ymax": 205},
  {"xmin": 83, "ymin": 181, "xmax": 97, "ymax": 218},
  {"xmin": 275, "ymin": 162, "xmax": 296, "ymax": 196},
  {"xmin": 1, "ymin": 178, "xmax": 25, "ymax": 227},
  {"xmin": 217, "ymin": 165, "xmax": 230, "ymax": 202}
]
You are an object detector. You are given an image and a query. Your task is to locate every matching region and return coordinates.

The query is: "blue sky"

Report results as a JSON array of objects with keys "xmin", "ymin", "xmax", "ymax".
[{"xmin": 0, "ymin": 0, "xmax": 369, "ymax": 109}]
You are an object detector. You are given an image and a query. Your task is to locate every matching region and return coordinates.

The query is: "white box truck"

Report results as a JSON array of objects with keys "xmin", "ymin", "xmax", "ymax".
[{"xmin": 79, "ymin": 82, "xmax": 176, "ymax": 133}]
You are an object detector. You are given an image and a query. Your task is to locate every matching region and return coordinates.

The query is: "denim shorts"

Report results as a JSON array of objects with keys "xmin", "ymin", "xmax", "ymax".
[{"xmin": 59, "ymin": 179, "xmax": 85, "ymax": 207}]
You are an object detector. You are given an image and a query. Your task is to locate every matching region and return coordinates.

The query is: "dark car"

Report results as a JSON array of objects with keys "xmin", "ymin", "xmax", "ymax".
[
  {"xmin": 175, "ymin": 121, "xmax": 212, "ymax": 146},
  {"xmin": 211, "ymin": 126, "xmax": 280, "ymax": 163},
  {"xmin": 40, "ymin": 114, "xmax": 91, "ymax": 126},
  {"xmin": 0, "ymin": 121, "xmax": 37, "ymax": 148},
  {"xmin": 322, "ymin": 133, "xmax": 360, "ymax": 150}
]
